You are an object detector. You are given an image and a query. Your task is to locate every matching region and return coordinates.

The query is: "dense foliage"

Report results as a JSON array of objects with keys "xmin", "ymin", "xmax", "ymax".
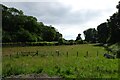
[
  {"xmin": 2, "ymin": 1, "xmax": 120, "ymax": 45},
  {"xmin": 97, "ymin": 22, "xmax": 109, "ymax": 44},
  {"xmin": 75, "ymin": 33, "xmax": 82, "ymax": 41},
  {"xmin": 82, "ymin": 1, "xmax": 120, "ymax": 58},
  {"xmin": 83, "ymin": 1, "xmax": 120, "ymax": 44},
  {"xmin": 83, "ymin": 28, "xmax": 97, "ymax": 43},
  {"xmin": 2, "ymin": 4, "xmax": 62, "ymax": 42}
]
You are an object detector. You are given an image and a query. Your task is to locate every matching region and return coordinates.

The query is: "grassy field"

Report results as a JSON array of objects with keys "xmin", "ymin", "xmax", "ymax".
[{"xmin": 2, "ymin": 44, "xmax": 119, "ymax": 79}]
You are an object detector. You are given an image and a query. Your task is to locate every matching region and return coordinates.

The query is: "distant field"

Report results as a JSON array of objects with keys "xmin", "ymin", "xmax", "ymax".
[
  {"xmin": 2, "ymin": 44, "xmax": 105, "ymax": 56},
  {"xmin": 2, "ymin": 44, "xmax": 119, "ymax": 78}
]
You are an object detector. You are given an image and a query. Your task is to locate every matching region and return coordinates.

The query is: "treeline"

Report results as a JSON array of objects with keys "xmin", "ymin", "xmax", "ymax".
[
  {"xmin": 2, "ymin": 1, "xmax": 120, "ymax": 45},
  {"xmin": 2, "ymin": 4, "xmax": 62, "ymax": 43},
  {"xmin": 83, "ymin": 1, "xmax": 120, "ymax": 44}
]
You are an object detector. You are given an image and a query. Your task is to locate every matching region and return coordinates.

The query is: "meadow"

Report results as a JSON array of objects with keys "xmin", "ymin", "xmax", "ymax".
[{"xmin": 2, "ymin": 44, "xmax": 119, "ymax": 79}]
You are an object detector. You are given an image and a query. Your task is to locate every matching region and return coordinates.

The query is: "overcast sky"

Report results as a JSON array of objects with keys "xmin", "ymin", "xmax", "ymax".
[{"xmin": 2, "ymin": 0, "xmax": 120, "ymax": 40}]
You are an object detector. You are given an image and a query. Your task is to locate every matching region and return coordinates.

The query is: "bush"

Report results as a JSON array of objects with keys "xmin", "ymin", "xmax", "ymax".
[
  {"xmin": 76, "ymin": 40, "xmax": 83, "ymax": 44},
  {"xmin": 69, "ymin": 40, "xmax": 75, "ymax": 45},
  {"xmin": 116, "ymin": 50, "xmax": 120, "ymax": 58},
  {"xmin": 17, "ymin": 29, "xmax": 37, "ymax": 42},
  {"xmin": 105, "ymin": 42, "xmax": 120, "ymax": 58},
  {"xmin": 2, "ymin": 42, "xmax": 59, "ymax": 47},
  {"xmin": 2, "ymin": 32, "xmax": 12, "ymax": 42},
  {"xmin": 58, "ymin": 38, "xmax": 64, "ymax": 45}
]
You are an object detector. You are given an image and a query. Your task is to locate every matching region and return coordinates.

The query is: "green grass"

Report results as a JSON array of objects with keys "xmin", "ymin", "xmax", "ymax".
[{"xmin": 2, "ymin": 44, "xmax": 119, "ymax": 78}]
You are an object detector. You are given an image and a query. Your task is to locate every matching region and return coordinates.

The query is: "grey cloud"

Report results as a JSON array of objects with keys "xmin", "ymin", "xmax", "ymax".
[
  {"xmin": 3, "ymin": 2, "xmax": 103, "ymax": 25},
  {"xmin": 2, "ymin": 1, "xmax": 118, "ymax": 40}
]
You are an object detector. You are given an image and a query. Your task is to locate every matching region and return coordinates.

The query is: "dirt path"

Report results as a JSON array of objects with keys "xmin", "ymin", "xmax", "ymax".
[{"xmin": 3, "ymin": 73, "xmax": 63, "ymax": 79}]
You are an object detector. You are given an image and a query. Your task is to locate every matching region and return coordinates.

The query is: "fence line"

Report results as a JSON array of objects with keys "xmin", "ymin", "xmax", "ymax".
[{"xmin": 7, "ymin": 50, "xmax": 102, "ymax": 58}]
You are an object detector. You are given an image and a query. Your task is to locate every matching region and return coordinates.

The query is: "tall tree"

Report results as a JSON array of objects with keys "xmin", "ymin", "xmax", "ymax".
[
  {"xmin": 83, "ymin": 28, "xmax": 97, "ymax": 43},
  {"xmin": 97, "ymin": 22, "xmax": 109, "ymax": 43},
  {"xmin": 2, "ymin": 4, "xmax": 62, "ymax": 42},
  {"xmin": 76, "ymin": 33, "xmax": 82, "ymax": 41},
  {"xmin": 42, "ymin": 26, "xmax": 56, "ymax": 41},
  {"xmin": 107, "ymin": 1, "xmax": 120, "ymax": 43}
]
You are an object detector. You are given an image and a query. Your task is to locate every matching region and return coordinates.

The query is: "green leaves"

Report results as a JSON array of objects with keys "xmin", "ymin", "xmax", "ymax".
[
  {"xmin": 2, "ymin": 4, "xmax": 62, "ymax": 42},
  {"xmin": 83, "ymin": 28, "xmax": 98, "ymax": 43}
]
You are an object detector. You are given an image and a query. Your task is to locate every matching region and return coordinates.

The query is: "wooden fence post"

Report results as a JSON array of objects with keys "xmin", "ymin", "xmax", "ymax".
[
  {"xmin": 51, "ymin": 51, "xmax": 53, "ymax": 56},
  {"xmin": 56, "ymin": 50, "xmax": 59, "ymax": 56},
  {"xmin": 10, "ymin": 54, "xmax": 11, "ymax": 58},
  {"xmin": 97, "ymin": 51, "xmax": 98, "ymax": 57},
  {"xmin": 67, "ymin": 51, "xmax": 68, "ymax": 57},
  {"xmin": 36, "ymin": 50, "xmax": 38, "ymax": 56},
  {"xmin": 16, "ymin": 52, "xmax": 19, "ymax": 57},
  {"xmin": 21, "ymin": 52, "xmax": 23, "ymax": 56},
  {"xmin": 17, "ymin": 52, "xmax": 19, "ymax": 56},
  {"xmin": 86, "ymin": 51, "xmax": 88, "ymax": 57},
  {"xmin": 26, "ymin": 52, "xmax": 28, "ymax": 56},
  {"xmin": 58, "ymin": 51, "xmax": 59, "ymax": 56},
  {"xmin": 28, "ymin": 52, "xmax": 30, "ymax": 56},
  {"xmin": 77, "ymin": 51, "xmax": 78, "ymax": 57}
]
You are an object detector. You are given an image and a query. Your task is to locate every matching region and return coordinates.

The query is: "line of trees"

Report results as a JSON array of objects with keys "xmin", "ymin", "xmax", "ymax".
[
  {"xmin": 83, "ymin": 1, "xmax": 120, "ymax": 44},
  {"xmin": 2, "ymin": 4, "xmax": 62, "ymax": 43},
  {"xmin": 1, "ymin": 4, "xmax": 87, "ymax": 45},
  {"xmin": 2, "ymin": 1, "xmax": 120, "ymax": 45}
]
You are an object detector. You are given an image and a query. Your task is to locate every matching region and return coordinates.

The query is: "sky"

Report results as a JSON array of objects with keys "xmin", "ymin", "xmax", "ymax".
[{"xmin": 1, "ymin": 0, "xmax": 120, "ymax": 40}]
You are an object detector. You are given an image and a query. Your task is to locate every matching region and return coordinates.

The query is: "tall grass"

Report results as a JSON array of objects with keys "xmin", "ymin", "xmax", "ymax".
[{"xmin": 2, "ymin": 44, "xmax": 119, "ymax": 78}]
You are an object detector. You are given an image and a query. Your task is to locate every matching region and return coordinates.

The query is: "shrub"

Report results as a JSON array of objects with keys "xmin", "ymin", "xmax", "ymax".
[
  {"xmin": 69, "ymin": 40, "xmax": 75, "ymax": 45},
  {"xmin": 58, "ymin": 38, "xmax": 64, "ymax": 45},
  {"xmin": 76, "ymin": 40, "xmax": 83, "ymax": 44}
]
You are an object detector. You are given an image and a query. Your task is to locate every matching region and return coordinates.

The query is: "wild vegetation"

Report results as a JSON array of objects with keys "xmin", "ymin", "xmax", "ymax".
[
  {"xmin": 83, "ymin": 1, "xmax": 120, "ymax": 58},
  {"xmin": 83, "ymin": 1, "xmax": 120, "ymax": 44},
  {"xmin": 2, "ymin": 4, "xmax": 62, "ymax": 42},
  {"xmin": 2, "ymin": 44, "xmax": 118, "ymax": 78}
]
